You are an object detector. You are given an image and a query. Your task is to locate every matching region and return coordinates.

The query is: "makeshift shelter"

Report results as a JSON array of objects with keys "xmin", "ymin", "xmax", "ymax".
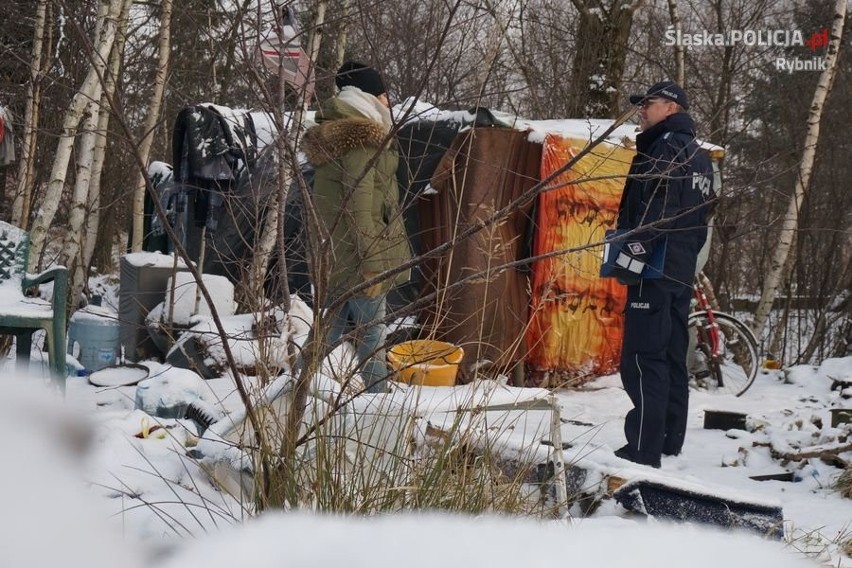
[
  {"xmin": 417, "ymin": 126, "xmax": 541, "ymax": 383},
  {"xmin": 197, "ymin": 147, "xmax": 308, "ymax": 302},
  {"xmin": 392, "ymin": 108, "xmax": 510, "ymax": 312},
  {"xmin": 525, "ymin": 133, "xmax": 636, "ymax": 384},
  {"xmin": 143, "ymin": 104, "xmax": 260, "ymax": 259},
  {"xmin": 152, "ymin": 105, "xmax": 508, "ymax": 312},
  {"xmin": 412, "ymin": 112, "xmax": 723, "ymax": 387},
  {"xmin": 143, "ymin": 103, "xmax": 723, "ymax": 386},
  {"xmin": 142, "ymin": 105, "xmax": 311, "ymax": 305}
]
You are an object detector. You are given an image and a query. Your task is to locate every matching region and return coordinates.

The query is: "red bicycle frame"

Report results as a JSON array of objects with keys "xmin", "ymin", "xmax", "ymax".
[{"xmin": 692, "ymin": 280, "xmax": 722, "ymax": 360}]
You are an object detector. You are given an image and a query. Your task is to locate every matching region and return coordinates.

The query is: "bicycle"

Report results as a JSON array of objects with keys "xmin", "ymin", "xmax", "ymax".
[{"xmin": 687, "ymin": 273, "xmax": 761, "ymax": 397}]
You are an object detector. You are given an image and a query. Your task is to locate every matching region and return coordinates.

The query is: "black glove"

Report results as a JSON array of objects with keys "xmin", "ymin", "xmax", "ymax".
[{"xmin": 615, "ymin": 270, "xmax": 641, "ymax": 286}]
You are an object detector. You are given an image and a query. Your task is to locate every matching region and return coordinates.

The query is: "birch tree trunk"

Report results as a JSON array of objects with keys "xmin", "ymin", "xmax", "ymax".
[
  {"xmin": 767, "ymin": 242, "xmax": 797, "ymax": 360},
  {"xmin": 81, "ymin": 0, "xmax": 133, "ymax": 287},
  {"xmin": 130, "ymin": 0, "xmax": 174, "ymax": 252},
  {"xmin": 12, "ymin": 0, "xmax": 51, "ymax": 230},
  {"xmin": 269, "ymin": 1, "xmax": 327, "ymax": 507},
  {"xmin": 666, "ymin": 0, "xmax": 684, "ymax": 85},
  {"xmin": 81, "ymin": 101, "xmax": 110, "ymax": 277},
  {"xmin": 334, "ymin": 0, "xmax": 349, "ymax": 71},
  {"xmin": 751, "ymin": 0, "xmax": 847, "ymax": 338},
  {"xmin": 82, "ymin": 29, "xmax": 125, "ymax": 276},
  {"xmin": 27, "ymin": 0, "xmax": 124, "ymax": 271},
  {"xmin": 249, "ymin": 1, "xmax": 326, "ymax": 311},
  {"xmin": 64, "ymin": 99, "xmax": 102, "ymax": 307},
  {"xmin": 61, "ymin": 0, "xmax": 133, "ymax": 307}
]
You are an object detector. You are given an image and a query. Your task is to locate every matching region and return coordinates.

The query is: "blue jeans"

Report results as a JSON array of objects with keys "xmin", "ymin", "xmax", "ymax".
[{"xmin": 327, "ymin": 295, "xmax": 388, "ymax": 393}]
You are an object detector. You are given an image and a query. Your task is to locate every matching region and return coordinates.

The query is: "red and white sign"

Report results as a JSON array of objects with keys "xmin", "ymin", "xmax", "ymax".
[{"xmin": 255, "ymin": 5, "xmax": 315, "ymax": 102}]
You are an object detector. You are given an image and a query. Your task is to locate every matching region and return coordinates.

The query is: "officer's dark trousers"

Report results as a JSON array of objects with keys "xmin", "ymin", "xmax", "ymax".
[{"xmin": 620, "ymin": 279, "xmax": 692, "ymax": 465}]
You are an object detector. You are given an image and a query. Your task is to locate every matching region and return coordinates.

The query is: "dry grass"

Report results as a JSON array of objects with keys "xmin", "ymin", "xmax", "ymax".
[
  {"xmin": 201, "ymin": 379, "xmax": 554, "ymax": 518},
  {"xmin": 0, "ymin": 335, "xmax": 12, "ymax": 359},
  {"xmin": 835, "ymin": 467, "xmax": 852, "ymax": 499}
]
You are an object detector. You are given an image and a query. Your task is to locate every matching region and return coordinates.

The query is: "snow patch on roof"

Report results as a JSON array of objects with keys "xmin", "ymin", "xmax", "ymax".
[{"xmin": 391, "ymin": 99, "xmax": 724, "ymax": 154}]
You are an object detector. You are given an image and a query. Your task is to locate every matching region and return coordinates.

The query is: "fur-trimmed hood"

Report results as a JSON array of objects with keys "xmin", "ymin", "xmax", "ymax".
[
  {"xmin": 302, "ymin": 116, "xmax": 388, "ymax": 166},
  {"xmin": 306, "ymin": 95, "xmax": 410, "ymax": 296}
]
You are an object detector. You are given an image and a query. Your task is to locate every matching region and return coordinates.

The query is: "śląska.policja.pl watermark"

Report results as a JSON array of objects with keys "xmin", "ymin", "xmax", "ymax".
[{"xmin": 664, "ymin": 27, "xmax": 830, "ymax": 73}]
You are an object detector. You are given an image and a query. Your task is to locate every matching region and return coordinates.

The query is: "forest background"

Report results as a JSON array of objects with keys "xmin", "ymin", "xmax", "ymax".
[{"xmin": 0, "ymin": 0, "xmax": 848, "ymax": 366}]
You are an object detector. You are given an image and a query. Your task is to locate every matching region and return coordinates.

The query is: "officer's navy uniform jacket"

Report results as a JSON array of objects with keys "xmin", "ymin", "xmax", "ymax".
[{"xmin": 616, "ymin": 112, "xmax": 713, "ymax": 468}]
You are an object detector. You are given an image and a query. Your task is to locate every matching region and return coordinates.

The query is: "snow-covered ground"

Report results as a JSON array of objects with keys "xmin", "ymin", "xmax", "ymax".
[{"xmin": 1, "ymin": 309, "xmax": 850, "ymax": 567}]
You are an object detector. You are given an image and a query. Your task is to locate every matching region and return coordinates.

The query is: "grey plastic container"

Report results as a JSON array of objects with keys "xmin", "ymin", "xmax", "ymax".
[
  {"xmin": 119, "ymin": 253, "xmax": 188, "ymax": 362},
  {"xmin": 68, "ymin": 307, "xmax": 120, "ymax": 372}
]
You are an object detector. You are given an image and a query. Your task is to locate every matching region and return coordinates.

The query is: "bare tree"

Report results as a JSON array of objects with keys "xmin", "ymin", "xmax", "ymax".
[
  {"xmin": 566, "ymin": 0, "xmax": 644, "ymax": 117},
  {"xmin": 11, "ymin": 0, "xmax": 51, "ymax": 230},
  {"xmin": 61, "ymin": 0, "xmax": 133, "ymax": 306},
  {"xmin": 27, "ymin": 0, "xmax": 126, "ymax": 271},
  {"xmin": 751, "ymin": 0, "xmax": 847, "ymax": 339},
  {"xmin": 130, "ymin": 0, "xmax": 174, "ymax": 252},
  {"xmin": 666, "ymin": 0, "xmax": 685, "ymax": 84},
  {"xmin": 81, "ymin": 22, "xmax": 127, "ymax": 276},
  {"xmin": 333, "ymin": 0, "xmax": 349, "ymax": 70}
]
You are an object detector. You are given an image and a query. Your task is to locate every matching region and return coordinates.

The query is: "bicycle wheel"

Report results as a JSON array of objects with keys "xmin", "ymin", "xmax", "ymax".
[{"xmin": 687, "ymin": 311, "xmax": 760, "ymax": 397}]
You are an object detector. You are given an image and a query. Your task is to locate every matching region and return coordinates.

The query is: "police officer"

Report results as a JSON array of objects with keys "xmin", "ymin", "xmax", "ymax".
[{"xmin": 610, "ymin": 81, "xmax": 713, "ymax": 468}]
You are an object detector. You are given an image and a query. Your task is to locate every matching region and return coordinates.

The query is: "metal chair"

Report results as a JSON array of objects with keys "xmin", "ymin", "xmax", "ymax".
[{"xmin": 0, "ymin": 221, "xmax": 68, "ymax": 389}]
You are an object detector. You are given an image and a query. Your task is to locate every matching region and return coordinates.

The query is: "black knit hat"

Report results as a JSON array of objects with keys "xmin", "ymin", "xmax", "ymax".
[{"xmin": 335, "ymin": 61, "xmax": 386, "ymax": 97}]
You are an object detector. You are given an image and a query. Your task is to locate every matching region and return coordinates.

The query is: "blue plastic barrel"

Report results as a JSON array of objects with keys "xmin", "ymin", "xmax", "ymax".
[{"xmin": 68, "ymin": 307, "xmax": 120, "ymax": 373}]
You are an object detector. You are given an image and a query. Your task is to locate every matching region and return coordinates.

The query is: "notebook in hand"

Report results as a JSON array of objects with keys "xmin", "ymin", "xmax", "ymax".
[{"xmin": 600, "ymin": 229, "xmax": 667, "ymax": 280}]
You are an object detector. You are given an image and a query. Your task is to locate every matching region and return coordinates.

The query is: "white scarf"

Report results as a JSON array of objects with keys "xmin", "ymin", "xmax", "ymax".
[{"xmin": 337, "ymin": 86, "xmax": 392, "ymax": 132}]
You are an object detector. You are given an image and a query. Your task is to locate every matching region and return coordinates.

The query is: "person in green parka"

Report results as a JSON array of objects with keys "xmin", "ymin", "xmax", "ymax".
[{"xmin": 302, "ymin": 61, "xmax": 411, "ymax": 393}]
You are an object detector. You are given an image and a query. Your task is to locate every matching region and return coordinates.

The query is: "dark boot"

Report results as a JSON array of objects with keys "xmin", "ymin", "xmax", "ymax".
[{"xmin": 615, "ymin": 444, "xmax": 661, "ymax": 469}]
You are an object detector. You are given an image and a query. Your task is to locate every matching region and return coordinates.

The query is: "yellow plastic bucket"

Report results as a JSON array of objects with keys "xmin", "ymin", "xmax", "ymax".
[{"xmin": 387, "ymin": 340, "xmax": 464, "ymax": 387}]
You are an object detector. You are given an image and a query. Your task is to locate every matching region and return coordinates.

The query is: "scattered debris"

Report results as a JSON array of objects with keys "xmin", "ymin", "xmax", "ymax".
[{"xmin": 613, "ymin": 478, "xmax": 784, "ymax": 539}]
